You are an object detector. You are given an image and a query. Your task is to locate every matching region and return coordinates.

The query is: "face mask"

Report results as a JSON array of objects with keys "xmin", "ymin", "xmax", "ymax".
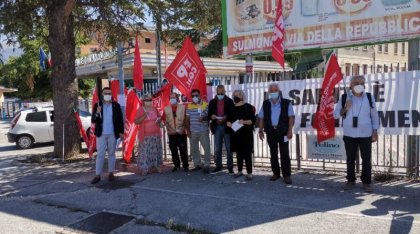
[
  {"xmin": 192, "ymin": 97, "xmax": 200, "ymax": 103},
  {"xmin": 217, "ymin": 94, "xmax": 224, "ymax": 100},
  {"xmin": 233, "ymin": 96, "xmax": 241, "ymax": 103},
  {"xmin": 269, "ymin": 92, "xmax": 279, "ymax": 100},
  {"xmin": 170, "ymin": 98, "xmax": 177, "ymax": 105},
  {"xmin": 103, "ymin": 95, "xmax": 112, "ymax": 102},
  {"xmin": 143, "ymin": 101, "xmax": 152, "ymax": 107},
  {"xmin": 353, "ymin": 85, "xmax": 365, "ymax": 94}
]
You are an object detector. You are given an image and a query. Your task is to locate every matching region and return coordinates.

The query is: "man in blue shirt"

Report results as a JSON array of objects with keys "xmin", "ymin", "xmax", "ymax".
[
  {"xmin": 334, "ymin": 75, "xmax": 379, "ymax": 192},
  {"xmin": 258, "ymin": 83, "xmax": 295, "ymax": 184},
  {"xmin": 90, "ymin": 87, "xmax": 124, "ymax": 184}
]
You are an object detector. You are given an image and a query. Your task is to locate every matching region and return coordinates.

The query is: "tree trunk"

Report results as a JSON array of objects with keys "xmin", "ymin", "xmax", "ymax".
[{"xmin": 47, "ymin": 0, "xmax": 79, "ymax": 159}]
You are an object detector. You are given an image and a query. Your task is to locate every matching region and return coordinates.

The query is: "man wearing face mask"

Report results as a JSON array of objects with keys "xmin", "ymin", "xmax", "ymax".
[
  {"xmin": 163, "ymin": 93, "xmax": 189, "ymax": 172},
  {"xmin": 186, "ymin": 89, "xmax": 211, "ymax": 173},
  {"xmin": 208, "ymin": 85, "xmax": 235, "ymax": 174},
  {"xmin": 334, "ymin": 76, "xmax": 379, "ymax": 193},
  {"xmin": 90, "ymin": 87, "xmax": 124, "ymax": 184},
  {"xmin": 258, "ymin": 83, "xmax": 295, "ymax": 184}
]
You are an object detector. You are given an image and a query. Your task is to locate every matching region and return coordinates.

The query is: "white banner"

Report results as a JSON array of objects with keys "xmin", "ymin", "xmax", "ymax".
[
  {"xmin": 224, "ymin": 71, "xmax": 420, "ymax": 135},
  {"xmin": 307, "ymin": 135, "xmax": 346, "ymax": 160},
  {"xmin": 222, "ymin": 0, "xmax": 420, "ymax": 57}
]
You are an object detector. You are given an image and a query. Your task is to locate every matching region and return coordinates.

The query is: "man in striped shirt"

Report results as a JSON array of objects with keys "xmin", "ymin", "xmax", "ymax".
[{"xmin": 186, "ymin": 89, "xmax": 211, "ymax": 173}]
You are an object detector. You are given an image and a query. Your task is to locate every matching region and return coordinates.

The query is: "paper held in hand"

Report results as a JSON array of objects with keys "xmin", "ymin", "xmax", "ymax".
[{"xmin": 231, "ymin": 120, "xmax": 243, "ymax": 132}]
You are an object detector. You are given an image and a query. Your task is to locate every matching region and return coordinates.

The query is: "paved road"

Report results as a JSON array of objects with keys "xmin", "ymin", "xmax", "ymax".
[{"xmin": 0, "ymin": 119, "xmax": 419, "ymax": 233}]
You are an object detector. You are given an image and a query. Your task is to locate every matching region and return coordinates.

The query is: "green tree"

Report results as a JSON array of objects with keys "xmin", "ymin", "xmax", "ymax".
[{"xmin": 0, "ymin": 0, "xmax": 222, "ymax": 159}]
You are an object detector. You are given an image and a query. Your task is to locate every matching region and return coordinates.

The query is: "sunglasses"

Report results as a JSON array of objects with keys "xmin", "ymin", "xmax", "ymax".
[{"xmin": 191, "ymin": 95, "xmax": 199, "ymax": 98}]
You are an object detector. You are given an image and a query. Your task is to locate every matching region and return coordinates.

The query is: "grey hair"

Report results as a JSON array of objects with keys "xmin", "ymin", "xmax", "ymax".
[
  {"xmin": 350, "ymin": 75, "xmax": 366, "ymax": 83},
  {"xmin": 141, "ymin": 93, "xmax": 152, "ymax": 100},
  {"xmin": 232, "ymin": 89, "xmax": 247, "ymax": 102},
  {"xmin": 268, "ymin": 83, "xmax": 280, "ymax": 90}
]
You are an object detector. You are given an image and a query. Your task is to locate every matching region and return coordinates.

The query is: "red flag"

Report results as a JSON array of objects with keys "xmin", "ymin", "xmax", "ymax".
[
  {"xmin": 152, "ymin": 84, "xmax": 172, "ymax": 116},
  {"xmin": 88, "ymin": 88, "xmax": 100, "ymax": 158},
  {"xmin": 110, "ymin": 79, "xmax": 128, "ymax": 100},
  {"xmin": 272, "ymin": 0, "xmax": 285, "ymax": 68},
  {"xmin": 123, "ymin": 88, "xmax": 141, "ymax": 163},
  {"xmin": 133, "ymin": 34, "xmax": 144, "ymax": 91},
  {"xmin": 164, "ymin": 37, "xmax": 207, "ymax": 100},
  {"xmin": 313, "ymin": 52, "xmax": 343, "ymax": 143},
  {"xmin": 74, "ymin": 110, "xmax": 90, "ymax": 149}
]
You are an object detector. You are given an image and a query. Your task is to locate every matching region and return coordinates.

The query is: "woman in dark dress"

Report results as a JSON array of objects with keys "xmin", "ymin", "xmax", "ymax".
[{"xmin": 227, "ymin": 89, "xmax": 256, "ymax": 180}]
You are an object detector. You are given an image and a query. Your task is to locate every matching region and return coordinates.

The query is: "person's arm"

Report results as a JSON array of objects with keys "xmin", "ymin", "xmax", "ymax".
[
  {"xmin": 91, "ymin": 103, "xmax": 101, "ymax": 124},
  {"xmin": 257, "ymin": 106, "xmax": 265, "ymax": 140},
  {"xmin": 287, "ymin": 103, "xmax": 295, "ymax": 139},
  {"xmin": 370, "ymin": 96, "xmax": 380, "ymax": 142},
  {"xmin": 248, "ymin": 105, "xmax": 257, "ymax": 126},
  {"xmin": 185, "ymin": 110, "xmax": 191, "ymax": 138},
  {"xmin": 115, "ymin": 103, "xmax": 124, "ymax": 137},
  {"xmin": 134, "ymin": 108, "xmax": 147, "ymax": 125},
  {"xmin": 208, "ymin": 100, "xmax": 217, "ymax": 121}
]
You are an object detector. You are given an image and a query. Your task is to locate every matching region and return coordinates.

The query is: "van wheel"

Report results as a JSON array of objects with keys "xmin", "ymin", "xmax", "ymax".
[{"xmin": 16, "ymin": 135, "xmax": 34, "ymax": 149}]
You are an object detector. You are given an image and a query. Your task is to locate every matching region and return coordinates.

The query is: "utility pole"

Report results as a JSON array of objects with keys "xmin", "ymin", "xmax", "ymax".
[
  {"xmin": 407, "ymin": 38, "xmax": 419, "ymax": 177},
  {"xmin": 117, "ymin": 42, "xmax": 126, "ymax": 119},
  {"xmin": 155, "ymin": 20, "xmax": 163, "ymax": 86}
]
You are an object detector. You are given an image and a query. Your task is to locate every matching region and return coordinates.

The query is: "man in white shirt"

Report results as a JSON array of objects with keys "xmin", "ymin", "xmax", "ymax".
[{"xmin": 334, "ymin": 76, "xmax": 379, "ymax": 192}]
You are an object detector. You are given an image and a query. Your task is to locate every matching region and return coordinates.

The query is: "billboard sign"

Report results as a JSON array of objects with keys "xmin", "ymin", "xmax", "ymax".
[{"xmin": 222, "ymin": 0, "xmax": 420, "ymax": 57}]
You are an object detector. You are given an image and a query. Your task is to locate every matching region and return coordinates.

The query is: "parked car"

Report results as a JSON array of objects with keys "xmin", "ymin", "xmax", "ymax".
[{"xmin": 7, "ymin": 107, "xmax": 91, "ymax": 149}]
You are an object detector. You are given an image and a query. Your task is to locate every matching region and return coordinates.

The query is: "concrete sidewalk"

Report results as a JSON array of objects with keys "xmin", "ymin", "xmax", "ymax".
[{"xmin": 0, "ymin": 155, "xmax": 419, "ymax": 234}]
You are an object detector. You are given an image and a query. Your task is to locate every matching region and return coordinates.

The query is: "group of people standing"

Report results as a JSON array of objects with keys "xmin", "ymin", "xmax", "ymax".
[{"xmin": 90, "ymin": 76, "xmax": 379, "ymax": 193}]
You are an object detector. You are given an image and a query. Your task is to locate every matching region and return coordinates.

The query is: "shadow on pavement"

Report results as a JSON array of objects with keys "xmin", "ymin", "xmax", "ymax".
[{"xmin": 0, "ymin": 157, "xmax": 419, "ymax": 233}]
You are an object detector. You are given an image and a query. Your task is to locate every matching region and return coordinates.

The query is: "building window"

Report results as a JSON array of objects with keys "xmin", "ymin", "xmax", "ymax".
[
  {"xmin": 384, "ymin": 65, "xmax": 388, "ymax": 73},
  {"xmin": 145, "ymin": 38, "xmax": 151, "ymax": 43},
  {"xmin": 345, "ymin": 47, "xmax": 351, "ymax": 50},
  {"xmin": 402, "ymin": 43, "xmax": 405, "ymax": 55},
  {"xmin": 377, "ymin": 65, "xmax": 382, "ymax": 73},
  {"xmin": 345, "ymin": 63, "xmax": 351, "ymax": 76},
  {"xmin": 384, "ymin": 44, "xmax": 388, "ymax": 54},
  {"xmin": 362, "ymin": 46, "xmax": 368, "ymax": 51},
  {"xmin": 353, "ymin": 47, "xmax": 359, "ymax": 51},
  {"xmin": 353, "ymin": 64, "xmax": 359, "ymax": 75},
  {"xmin": 394, "ymin": 43, "xmax": 398, "ymax": 54},
  {"xmin": 89, "ymin": 48, "xmax": 97, "ymax": 53},
  {"xmin": 363, "ymin": 64, "xmax": 368, "ymax": 74},
  {"xmin": 377, "ymin": 45, "xmax": 382, "ymax": 53}
]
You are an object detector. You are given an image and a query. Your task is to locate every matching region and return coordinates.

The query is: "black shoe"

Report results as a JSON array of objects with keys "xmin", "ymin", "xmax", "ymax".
[
  {"xmin": 184, "ymin": 167, "xmax": 189, "ymax": 172},
  {"xmin": 284, "ymin": 176, "xmax": 292, "ymax": 184},
  {"xmin": 91, "ymin": 176, "xmax": 101, "ymax": 184},
  {"xmin": 108, "ymin": 173, "xmax": 115, "ymax": 182},
  {"xmin": 228, "ymin": 169, "xmax": 234, "ymax": 175},
  {"xmin": 211, "ymin": 167, "xmax": 223, "ymax": 174},
  {"xmin": 192, "ymin": 166, "xmax": 201, "ymax": 171},
  {"xmin": 270, "ymin": 174, "xmax": 281, "ymax": 181},
  {"xmin": 172, "ymin": 166, "xmax": 179, "ymax": 172}
]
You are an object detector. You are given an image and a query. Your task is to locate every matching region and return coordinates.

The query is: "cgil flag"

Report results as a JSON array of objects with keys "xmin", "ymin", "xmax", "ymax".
[
  {"xmin": 164, "ymin": 37, "xmax": 207, "ymax": 101},
  {"xmin": 123, "ymin": 88, "xmax": 141, "ymax": 163},
  {"xmin": 87, "ymin": 88, "xmax": 99, "ymax": 158},
  {"xmin": 313, "ymin": 51, "xmax": 343, "ymax": 143},
  {"xmin": 272, "ymin": 0, "xmax": 286, "ymax": 69},
  {"xmin": 132, "ymin": 34, "xmax": 144, "ymax": 91},
  {"xmin": 152, "ymin": 84, "xmax": 172, "ymax": 116}
]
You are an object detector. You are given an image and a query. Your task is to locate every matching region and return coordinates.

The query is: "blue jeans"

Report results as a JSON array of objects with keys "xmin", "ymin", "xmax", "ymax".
[{"xmin": 214, "ymin": 125, "xmax": 233, "ymax": 170}]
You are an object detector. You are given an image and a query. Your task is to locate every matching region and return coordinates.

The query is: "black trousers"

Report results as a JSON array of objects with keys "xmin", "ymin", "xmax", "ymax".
[
  {"xmin": 169, "ymin": 134, "xmax": 189, "ymax": 169},
  {"xmin": 343, "ymin": 136, "xmax": 372, "ymax": 184},
  {"xmin": 267, "ymin": 133, "xmax": 291, "ymax": 177},
  {"xmin": 237, "ymin": 151, "xmax": 252, "ymax": 174}
]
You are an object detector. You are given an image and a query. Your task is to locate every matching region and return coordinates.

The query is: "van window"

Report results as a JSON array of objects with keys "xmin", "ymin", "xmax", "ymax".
[{"xmin": 25, "ymin": 111, "xmax": 47, "ymax": 122}]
